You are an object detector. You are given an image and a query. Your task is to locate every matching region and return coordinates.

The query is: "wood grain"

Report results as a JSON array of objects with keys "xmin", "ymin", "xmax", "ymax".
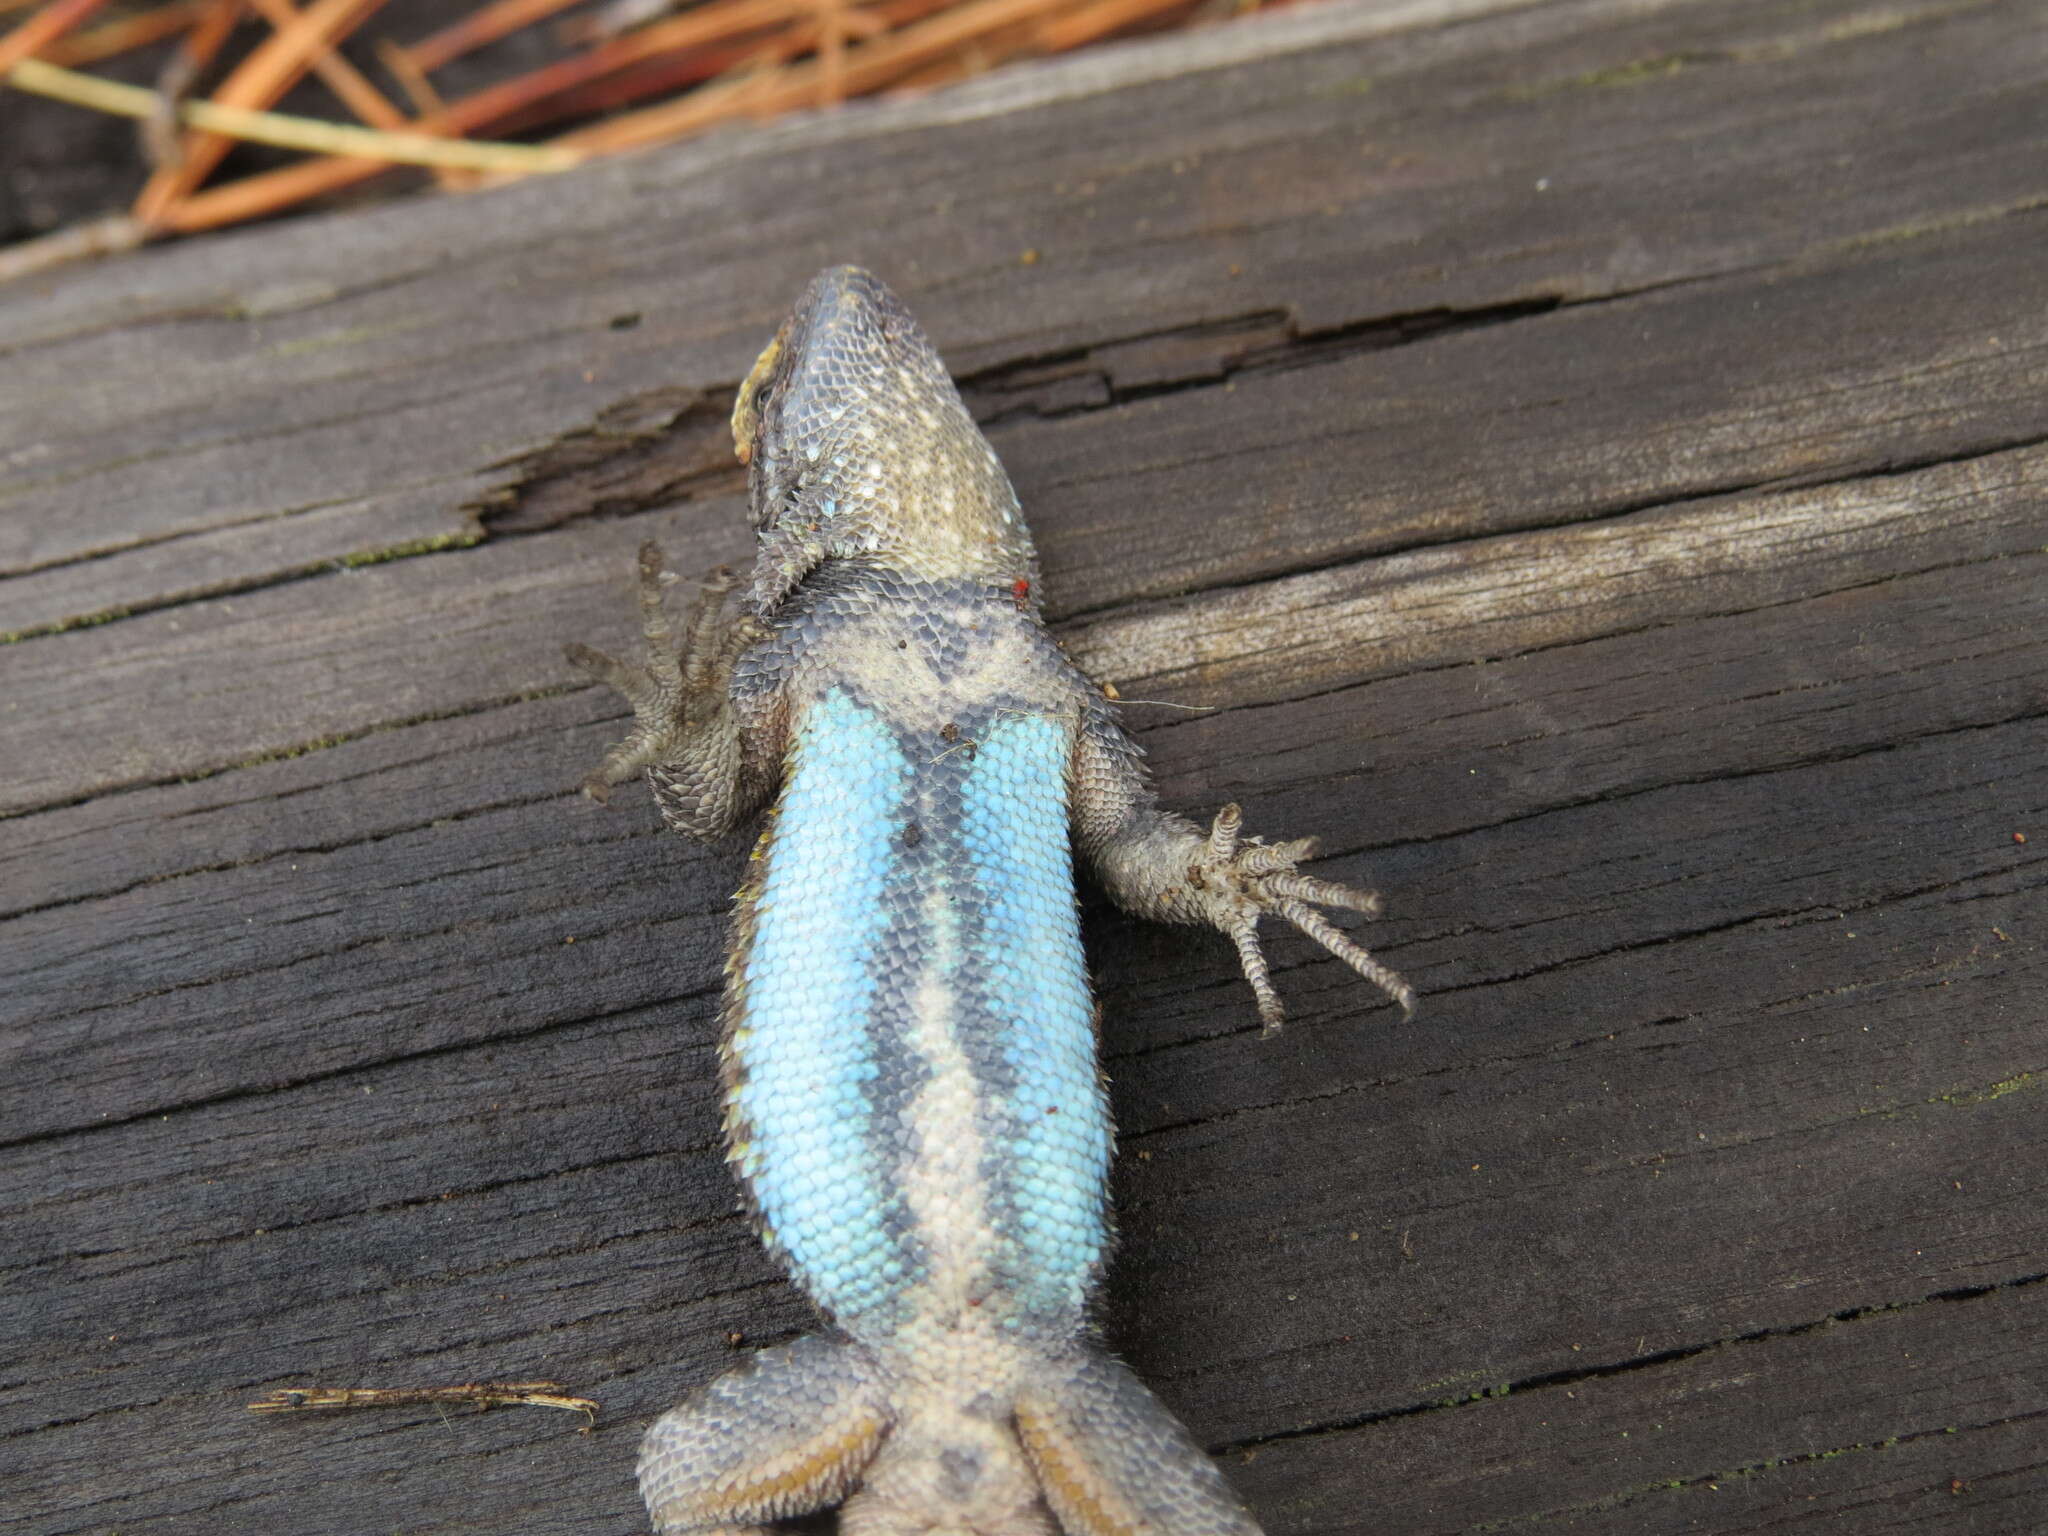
[
  {"xmin": 3, "ymin": 0, "xmax": 2044, "ymax": 1531},
  {"xmin": 4, "ymin": 0, "xmax": 2045, "ymax": 621}
]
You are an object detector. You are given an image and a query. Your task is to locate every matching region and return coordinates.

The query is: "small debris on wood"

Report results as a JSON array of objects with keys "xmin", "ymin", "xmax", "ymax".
[{"xmin": 248, "ymin": 1379, "xmax": 600, "ymax": 1428}]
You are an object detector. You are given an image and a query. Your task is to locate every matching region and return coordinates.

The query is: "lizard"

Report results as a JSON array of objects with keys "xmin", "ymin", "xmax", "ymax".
[{"xmin": 567, "ymin": 266, "xmax": 1413, "ymax": 1536}]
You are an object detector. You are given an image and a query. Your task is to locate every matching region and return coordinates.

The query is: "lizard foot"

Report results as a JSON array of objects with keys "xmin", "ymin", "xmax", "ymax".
[
  {"xmin": 1192, "ymin": 803, "xmax": 1414, "ymax": 1034},
  {"xmin": 566, "ymin": 542, "xmax": 751, "ymax": 810}
]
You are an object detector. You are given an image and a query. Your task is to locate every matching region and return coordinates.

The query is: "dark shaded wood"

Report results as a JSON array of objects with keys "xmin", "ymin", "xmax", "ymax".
[
  {"xmin": 1230, "ymin": 1281, "xmax": 2048, "ymax": 1531},
  {"xmin": 4, "ymin": 0, "xmax": 2046, "ymax": 630},
  {"xmin": 3, "ymin": 0, "xmax": 2045, "ymax": 1532}
]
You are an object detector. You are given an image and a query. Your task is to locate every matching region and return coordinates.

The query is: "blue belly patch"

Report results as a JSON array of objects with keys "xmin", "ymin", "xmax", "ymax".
[
  {"xmin": 731, "ymin": 688, "xmax": 918, "ymax": 1324},
  {"xmin": 960, "ymin": 711, "xmax": 1111, "ymax": 1321}
]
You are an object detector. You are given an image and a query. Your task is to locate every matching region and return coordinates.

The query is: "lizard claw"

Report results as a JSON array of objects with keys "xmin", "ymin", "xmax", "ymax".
[
  {"xmin": 568, "ymin": 544, "xmax": 741, "ymax": 804},
  {"xmin": 1201, "ymin": 803, "xmax": 1414, "ymax": 1034}
]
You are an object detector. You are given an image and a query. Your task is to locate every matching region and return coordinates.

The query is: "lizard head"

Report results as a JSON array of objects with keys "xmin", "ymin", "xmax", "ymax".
[{"xmin": 731, "ymin": 266, "xmax": 1040, "ymax": 600}]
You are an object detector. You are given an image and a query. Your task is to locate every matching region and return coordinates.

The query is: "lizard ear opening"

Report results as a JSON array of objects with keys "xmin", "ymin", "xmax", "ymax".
[
  {"xmin": 732, "ymin": 322, "xmax": 788, "ymax": 470},
  {"xmin": 1014, "ymin": 1355, "xmax": 1264, "ymax": 1536}
]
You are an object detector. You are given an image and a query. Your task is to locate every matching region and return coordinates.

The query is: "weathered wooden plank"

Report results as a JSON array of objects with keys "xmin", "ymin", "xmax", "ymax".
[
  {"xmin": 2, "ymin": 0, "xmax": 2043, "ymax": 633},
  {"xmin": 6, "ymin": 711, "xmax": 2037, "ymax": 1530},
  {"xmin": 1016, "ymin": 220, "xmax": 2048, "ymax": 618},
  {"xmin": 1066, "ymin": 440, "xmax": 2048, "ymax": 709},
  {"xmin": 7, "ymin": 431, "xmax": 2042, "ymax": 923},
  {"xmin": 1228, "ymin": 1280, "xmax": 2048, "ymax": 1532},
  {"xmin": 6, "ymin": 0, "xmax": 2047, "ymax": 1529},
  {"xmin": 8, "ymin": 443, "xmax": 2039, "ymax": 1137},
  {"xmin": 8, "ymin": 212, "xmax": 2047, "ymax": 818},
  {"xmin": 0, "ymin": 685, "xmax": 627, "ymax": 916},
  {"xmin": 1104, "ymin": 715, "xmax": 2046, "ymax": 1430},
  {"xmin": 7, "ymin": 535, "xmax": 2041, "ymax": 1529}
]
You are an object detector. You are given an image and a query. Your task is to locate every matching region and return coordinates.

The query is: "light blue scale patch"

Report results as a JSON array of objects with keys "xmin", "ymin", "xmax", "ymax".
[
  {"xmin": 960, "ymin": 712, "xmax": 1111, "ymax": 1322},
  {"xmin": 732, "ymin": 688, "xmax": 917, "ymax": 1325}
]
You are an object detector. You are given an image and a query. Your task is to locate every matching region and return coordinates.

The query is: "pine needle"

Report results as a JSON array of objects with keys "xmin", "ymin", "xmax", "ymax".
[{"xmin": 7, "ymin": 57, "xmax": 583, "ymax": 172}]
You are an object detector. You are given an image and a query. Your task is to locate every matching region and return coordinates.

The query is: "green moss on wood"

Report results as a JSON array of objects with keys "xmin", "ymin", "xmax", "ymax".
[{"xmin": 337, "ymin": 529, "xmax": 483, "ymax": 568}]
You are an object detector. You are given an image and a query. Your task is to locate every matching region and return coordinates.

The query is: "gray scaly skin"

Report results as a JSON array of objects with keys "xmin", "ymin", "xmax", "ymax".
[{"xmin": 568, "ymin": 267, "xmax": 1413, "ymax": 1536}]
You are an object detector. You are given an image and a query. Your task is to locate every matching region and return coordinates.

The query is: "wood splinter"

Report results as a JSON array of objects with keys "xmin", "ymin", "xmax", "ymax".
[{"xmin": 248, "ymin": 1380, "xmax": 600, "ymax": 1429}]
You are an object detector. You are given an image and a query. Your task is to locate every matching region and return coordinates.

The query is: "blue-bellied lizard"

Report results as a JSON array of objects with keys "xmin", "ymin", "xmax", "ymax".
[{"xmin": 569, "ymin": 267, "xmax": 1413, "ymax": 1536}]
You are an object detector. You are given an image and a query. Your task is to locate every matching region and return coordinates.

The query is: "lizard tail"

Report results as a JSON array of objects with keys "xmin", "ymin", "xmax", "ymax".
[{"xmin": 1015, "ymin": 1351, "xmax": 1267, "ymax": 1536}]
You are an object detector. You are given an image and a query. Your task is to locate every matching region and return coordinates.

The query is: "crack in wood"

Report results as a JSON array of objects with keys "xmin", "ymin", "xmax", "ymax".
[
  {"xmin": 1208, "ymin": 1269, "xmax": 2048, "ymax": 1458},
  {"xmin": 0, "ymin": 287, "xmax": 1600, "ymax": 642},
  {"xmin": 446, "ymin": 292, "xmax": 1584, "ymax": 542},
  {"xmin": 464, "ymin": 386, "xmax": 743, "ymax": 538},
  {"xmin": 959, "ymin": 296, "xmax": 1569, "ymax": 424},
  {"xmin": 1459, "ymin": 1407, "xmax": 2048, "ymax": 1532}
]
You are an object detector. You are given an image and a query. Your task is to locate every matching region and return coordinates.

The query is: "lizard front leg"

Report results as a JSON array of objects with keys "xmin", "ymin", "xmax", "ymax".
[
  {"xmin": 1073, "ymin": 711, "xmax": 1414, "ymax": 1033},
  {"xmin": 567, "ymin": 542, "xmax": 775, "ymax": 839}
]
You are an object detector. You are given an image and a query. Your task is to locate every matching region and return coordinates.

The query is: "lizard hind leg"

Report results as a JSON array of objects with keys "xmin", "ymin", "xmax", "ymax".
[
  {"xmin": 1074, "ymin": 714, "xmax": 1412, "ymax": 1033},
  {"xmin": 638, "ymin": 1334, "xmax": 893, "ymax": 1536},
  {"xmin": 1204, "ymin": 803, "xmax": 1416, "ymax": 1032},
  {"xmin": 1089, "ymin": 797, "xmax": 1415, "ymax": 1034},
  {"xmin": 1014, "ymin": 1352, "xmax": 1265, "ymax": 1536}
]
